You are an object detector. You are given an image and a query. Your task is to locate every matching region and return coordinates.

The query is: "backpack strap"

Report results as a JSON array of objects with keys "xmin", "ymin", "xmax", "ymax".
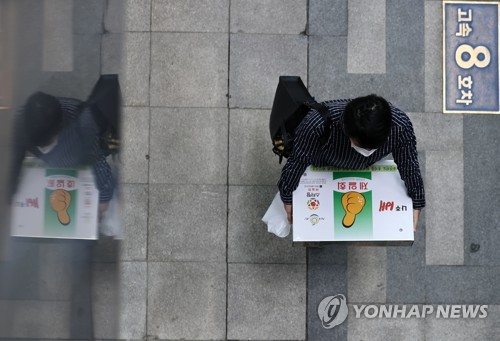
[{"xmin": 306, "ymin": 101, "xmax": 331, "ymax": 145}]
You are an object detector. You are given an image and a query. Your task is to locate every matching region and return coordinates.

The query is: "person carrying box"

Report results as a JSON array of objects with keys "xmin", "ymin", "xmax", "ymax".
[
  {"xmin": 9, "ymin": 91, "xmax": 114, "ymax": 220},
  {"xmin": 277, "ymin": 94, "xmax": 425, "ymax": 232}
]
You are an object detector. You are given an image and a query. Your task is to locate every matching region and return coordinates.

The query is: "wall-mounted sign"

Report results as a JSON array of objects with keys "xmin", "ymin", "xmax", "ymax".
[{"xmin": 443, "ymin": 1, "xmax": 500, "ymax": 114}]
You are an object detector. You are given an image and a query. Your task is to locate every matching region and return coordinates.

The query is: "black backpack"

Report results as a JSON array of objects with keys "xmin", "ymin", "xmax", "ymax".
[
  {"xmin": 269, "ymin": 76, "xmax": 331, "ymax": 163},
  {"xmin": 86, "ymin": 74, "xmax": 122, "ymax": 156}
]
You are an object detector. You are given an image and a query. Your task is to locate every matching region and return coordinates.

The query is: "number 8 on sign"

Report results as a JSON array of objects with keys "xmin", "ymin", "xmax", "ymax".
[{"xmin": 455, "ymin": 44, "xmax": 491, "ymax": 69}]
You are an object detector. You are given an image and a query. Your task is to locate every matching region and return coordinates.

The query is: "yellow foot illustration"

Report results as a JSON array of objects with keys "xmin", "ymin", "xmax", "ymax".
[
  {"xmin": 341, "ymin": 191, "xmax": 366, "ymax": 228},
  {"xmin": 50, "ymin": 189, "xmax": 72, "ymax": 225}
]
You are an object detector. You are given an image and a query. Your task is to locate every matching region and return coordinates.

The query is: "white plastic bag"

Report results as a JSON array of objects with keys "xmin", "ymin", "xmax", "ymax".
[
  {"xmin": 262, "ymin": 192, "xmax": 291, "ymax": 238},
  {"xmin": 99, "ymin": 192, "xmax": 123, "ymax": 239}
]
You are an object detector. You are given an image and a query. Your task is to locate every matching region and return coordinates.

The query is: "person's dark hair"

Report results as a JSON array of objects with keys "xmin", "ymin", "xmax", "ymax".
[
  {"xmin": 23, "ymin": 92, "xmax": 63, "ymax": 147},
  {"xmin": 343, "ymin": 94, "xmax": 392, "ymax": 149}
]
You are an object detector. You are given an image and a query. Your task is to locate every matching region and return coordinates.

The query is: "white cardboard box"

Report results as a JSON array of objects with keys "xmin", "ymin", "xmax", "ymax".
[
  {"xmin": 11, "ymin": 158, "xmax": 99, "ymax": 239},
  {"xmin": 293, "ymin": 161, "xmax": 414, "ymax": 245}
]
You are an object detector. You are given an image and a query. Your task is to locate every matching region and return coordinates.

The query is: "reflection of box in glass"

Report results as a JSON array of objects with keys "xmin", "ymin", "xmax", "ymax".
[
  {"xmin": 11, "ymin": 158, "xmax": 98, "ymax": 239},
  {"xmin": 293, "ymin": 161, "xmax": 413, "ymax": 245}
]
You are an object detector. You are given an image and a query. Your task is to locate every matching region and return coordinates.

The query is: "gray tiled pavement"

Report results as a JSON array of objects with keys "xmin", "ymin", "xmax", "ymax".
[
  {"xmin": 1, "ymin": 0, "xmax": 500, "ymax": 340},
  {"xmin": 42, "ymin": 0, "xmax": 73, "ymax": 71},
  {"xmin": 346, "ymin": 304, "xmax": 426, "ymax": 340},
  {"xmin": 229, "ymin": 109, "xmax": 283, "ymax": 185},
  {"xmin": 426, "ymin": 150, "xmax": 464, "ymax": 265},
  {"xmin": 347, "ymin": 246, "xmax": 387, "ymax": 304},
  {"xmin": 151, "ymin": 33, "xmax": 228, "ymax": 107},
  {"xmin": 309, "ymin": 0, "xmax": 347, "ymax": 36},
  {"xmin": 386, "ymin": 211, "xmax": 427, "ymax": 304},
  {"xmin": 464, "ymin": 115, "xmax": 500, "ymax": 267},
  {"xmin": 106, "ymin": 0, "xmax": 151, "ymax": 33},
  {"xmin": 347, "ymin": 0, "xmax": 386, "ymax": 74},
  {"xmin": 228, "ymin": 186, "xmax": 305, "ymax": 264},
  {"xmin": 148, "ymin": 262, "xmax": 227, "ymax": 340},
  {"xmin": 227, "ymin": 263, "xmax": 306, "ymax": 340},
  {"xmin": 230, "ymin": 33, "xmax": 308, "ymax": 109},
  {"xmin": 424, "ymin": 0, "xmax": 443, "ymax": 113},
  {"xmin": 230, "ymin": 0, "xmax": 306, "ymax": 35},
  {"xmin": 152, "ymin": 0, "xmax": 228, "ymax": 33},
  {"xmin": 120, "ymin": 184, "xmax": 149, "ymax": 260},
  {"xmin": 42, "ymin": 33, "xmax": 102, "ymax": 100},
  {"xmin": 148, "ymin": 184, "xmax": 227, "ymax": 262},
  {"xmin": 149, "ymin": 107, "xmax": 228, "ymax": 184},
  {"xmin": 101, "ymin": 32, "xmax": 151, "ymax": 106},
  {"xmin": 307, "ymin": 245, "xmax": 348, "ymax": 340},
  {"xmin": 120, "ymin": 107, "xmax": 150, "ymax": 184}
]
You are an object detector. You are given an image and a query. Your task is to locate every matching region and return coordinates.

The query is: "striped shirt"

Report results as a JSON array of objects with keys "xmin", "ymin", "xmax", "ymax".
[
  {"xmin": 278, "ymin": 99, "xmax": 425, "ymax": 209},
  {"xmin": 11, "ymin": 97, "xmax": 114, "ymax": 202}
]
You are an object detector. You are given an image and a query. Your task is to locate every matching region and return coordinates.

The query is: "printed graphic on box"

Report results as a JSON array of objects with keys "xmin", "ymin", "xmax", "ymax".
[
  {"xmin": 333, "ymin": 171, "xmax": 372, "ymax": 240},
  {"xmin": 44, "ymin": 169, "xmax": 78, "ymax": 237},
  {"xmin": 292, "ymin": 161, "xmax": 413, "ymax": 243},
  {"xmin": 11, "ymin": 159, "xmax": 99, "ymax": 240}
]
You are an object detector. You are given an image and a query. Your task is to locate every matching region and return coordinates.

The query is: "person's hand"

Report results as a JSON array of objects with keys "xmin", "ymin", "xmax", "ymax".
[
  {"xmin": 98, "ymin": 202, "xmax": 110, "ymax": 222},
  {"xmin": 413, "ymin": 209, "xmax": 421, "ymax": 232},
  {"xmin": 284, "ymin": 203, "xmax": 293, "ymax": 224}
]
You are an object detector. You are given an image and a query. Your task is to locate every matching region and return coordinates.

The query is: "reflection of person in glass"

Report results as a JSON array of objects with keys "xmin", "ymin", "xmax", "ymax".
[
  {"xmin": 10, "ymin": 92, "xmax": 114, "ymax": 219},
  {"xmin": 50, "ymin": 189, "xmax": 72, "ymax": 225}
]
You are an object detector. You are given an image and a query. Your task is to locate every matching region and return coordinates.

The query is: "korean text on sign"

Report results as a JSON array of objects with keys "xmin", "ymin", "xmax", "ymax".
[{"xmin": 443, "ymin": 2, "xmax": 499, "ymax": 114}]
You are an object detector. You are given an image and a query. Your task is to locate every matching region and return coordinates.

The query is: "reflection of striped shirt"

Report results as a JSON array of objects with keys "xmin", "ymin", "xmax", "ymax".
[
  {"xmin": 278, "ymin": 99, "xmax": 425, "ymax": 209},
  {"xmin": 11, "ymin": 98, "xmax": 114, "ymax": 202}
]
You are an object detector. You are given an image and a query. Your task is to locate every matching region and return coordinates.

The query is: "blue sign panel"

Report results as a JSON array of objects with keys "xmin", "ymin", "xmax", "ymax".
[{"xmin": 444, "ymin": 1, "xmax": 500, "ymax": 114}]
